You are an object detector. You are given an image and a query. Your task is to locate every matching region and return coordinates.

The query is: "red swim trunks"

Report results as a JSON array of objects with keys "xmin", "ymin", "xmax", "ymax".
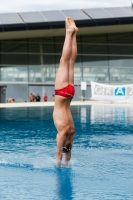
[{"xmin": 55, "ymin": 85, "xmax": 75, "ymax": 99}]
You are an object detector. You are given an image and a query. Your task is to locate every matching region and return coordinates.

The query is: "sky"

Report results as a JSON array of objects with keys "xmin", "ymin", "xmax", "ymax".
[{"xmin": 0, "ymin": 0, "xmax": 132, "ymax": 13}]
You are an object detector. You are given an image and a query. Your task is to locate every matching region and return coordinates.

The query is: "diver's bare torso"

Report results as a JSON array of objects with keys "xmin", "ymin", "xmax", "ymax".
[{"xmin": 53, "ymin": 95, "xmax": 73, "ymax": 133}]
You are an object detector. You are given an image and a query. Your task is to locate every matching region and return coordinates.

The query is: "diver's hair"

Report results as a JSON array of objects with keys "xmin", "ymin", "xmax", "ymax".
[{"xmin": 62, "ymin": 146, "xmax": 71, "ymax": 153}]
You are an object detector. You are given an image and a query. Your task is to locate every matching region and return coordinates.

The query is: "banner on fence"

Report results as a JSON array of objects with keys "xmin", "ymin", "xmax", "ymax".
[{"xmin": 90, "ymin": 81, "xmax": 133, "ymax": 102}]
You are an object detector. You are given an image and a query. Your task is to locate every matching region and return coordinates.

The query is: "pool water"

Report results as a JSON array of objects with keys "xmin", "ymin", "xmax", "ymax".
[{"xmin": 0, "ymin": 105, "xmax": 133, "ymax": 200}]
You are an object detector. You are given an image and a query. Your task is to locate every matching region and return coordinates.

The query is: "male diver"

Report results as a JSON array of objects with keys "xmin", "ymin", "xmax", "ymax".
[{"xmin": 53, "ymin": 17, "xmax": 78, "ymax": 167}]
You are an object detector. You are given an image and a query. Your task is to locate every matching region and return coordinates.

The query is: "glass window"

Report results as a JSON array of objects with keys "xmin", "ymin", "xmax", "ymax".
[
  {"xmin": 82, "ymin": 55, "xmax": 108, "ymax": 67},
  {"xmin": 109, "ymin": 67, "xmax": 133, "ymax": 83},
  {"xmin": 28, "ymin": 38, "xmax": 42, "ymax": 42},
  {"xmin": 43, "ymin": 55, "xmax": 56, "ymax": 82},
  {"xmin": 1, "ymin": 54, "xmax": 27, "ymax": 65},
  {"xmin": 29, "ymin": 55, "xmax": 41, "ymax": 65},
  {"xmin": 82, "ymin": 34, "xmax": 107, "ymax": 55},
  {"xmin": 74, "ymin": 56, "xmax": 82, "ymax": 83},
  {"xmin": 42, "ymin": 37, "xmax": 55, "ymax": 53},
  {"xmin": 82, "ymin": 54, "xmax": 108, "ymax": 82},
  {"xmin": 55, "ymin": 36, "xmax": 64, "ymax": 53},
  {"xmin": 29, "ymin": 55, "xmax": 56, "ymax": 83},
  {"xmin": 108, "ymin": 33, "xmax": 133, "ymax": 44},
  {"xmin": 82, "ymin": 34, "xmax": 107, "ymax": 43},
  {"xmin": 1, "ymin": 40, "xmax": 27, "ymax": 52},
  {"xmin": 108, "ymin": 44, "xmax": 133, "ymax": 55},
  {"xmin": 55, "ymin": 55, "xmax": 63, "ymax": 75},
  {"xmin": 1, "ymin": 40, "xmax": 27, "ymax": 65},
  {"xmin": 82, "ymin": 43, "xmax": 107, "ymax": 55},
  {"xmin": 109, "ymin": 57, "xmax": 133, "ymax": 67},
  {"xmin": 29, "ymin": 66, "xmax": 44, "ymax": 82},
  {"xmin": 76, "ymin": 36, "xmax": 82, "ymax": 54},
  {"xmin": 43, "ymin": 66, "xmax": 56, "ymax": 82},
  {"xmin": 74, "ymin": 66, "xmax": 82, "ymax": 82},
  {"xmin": 28, "ymin": 42, "xmax": 40, "ymax": 53},
  {"xmin": 83, "ymin": 66, "xmax": 109, "ymax": 82},
  {"xmin": 55, "ymin": 55, "xmax": 60, "ymax": 73},
  {"xmin": 29, "ymin": 65, "xmax": 56, "ymax": 83},
  {"xmin": 1, "ymin": 66, "xmax": 28, "ymax": 82},
  {"xmin": 108, "ymin": 33, "xmax": 133, "ymax": 56}
]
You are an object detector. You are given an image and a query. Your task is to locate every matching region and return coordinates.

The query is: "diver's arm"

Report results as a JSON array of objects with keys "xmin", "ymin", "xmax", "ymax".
[
  {"xmin": 56, "ymin": 133, "xmax": 66, "ymax": 167},
  {"xmin": 65, "ymin": 151, "xmax": 71, "ymax": 166}
]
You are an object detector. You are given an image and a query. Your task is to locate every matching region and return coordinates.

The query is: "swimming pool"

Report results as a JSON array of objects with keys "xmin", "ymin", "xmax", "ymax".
[{"xmin": 0, "ymin": 105, "xmax": 133, "ymax": 200}]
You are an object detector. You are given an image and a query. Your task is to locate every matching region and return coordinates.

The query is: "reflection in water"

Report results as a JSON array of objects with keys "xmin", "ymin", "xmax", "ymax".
[
  {"xmin": 114, "ymin": 107, "xmax": 126, "ymax": 124},
  {"xmin": 56, "ymin": 168, "xmax": 73, "ymax": 200},
  {"xmin": 80, "ymin": 107, "xmax": 87, "ymax": 129},
  {"xmin": 91, "ymin": 105, "xmax": 133, "ymax": 125}
]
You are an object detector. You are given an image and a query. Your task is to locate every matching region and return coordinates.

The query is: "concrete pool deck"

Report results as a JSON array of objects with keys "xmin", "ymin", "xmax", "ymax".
[{"xmin": 0, "ymin": 100, "xmax": 133, "ymax": 108}]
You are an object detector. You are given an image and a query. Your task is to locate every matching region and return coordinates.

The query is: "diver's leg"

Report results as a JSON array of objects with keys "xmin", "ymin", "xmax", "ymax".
[
  {"xmin": 68, "ymin": 19, "xmax": 78, "ymax": 85},
  {"xmin": 55, "ymin": 17, "xmax": 74, "ymax": 89}
]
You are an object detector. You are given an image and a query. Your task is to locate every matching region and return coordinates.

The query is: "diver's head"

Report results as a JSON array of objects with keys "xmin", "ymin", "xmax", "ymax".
[{"xmin": 62, "ymin": 144, "xmax": 71, "ymax": 153}]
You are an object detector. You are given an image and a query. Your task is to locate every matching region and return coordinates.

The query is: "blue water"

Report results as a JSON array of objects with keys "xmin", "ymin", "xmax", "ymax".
[{"xmin": 0, "ymin": 105, "xmax": 133, "ymax": 200}]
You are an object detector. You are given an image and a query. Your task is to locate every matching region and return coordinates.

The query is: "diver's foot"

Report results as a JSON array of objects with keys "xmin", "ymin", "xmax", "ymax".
[
  {"xmin": 66, "ymin": 17, "xmax": 78, "ymax": 33},
  {"xmin": 68, "ymin": 17, "xmax": 78, "ymax": 32},
  {"xmin": 66, "ymin": 17, "xmax": 74, "ymax": 33}
]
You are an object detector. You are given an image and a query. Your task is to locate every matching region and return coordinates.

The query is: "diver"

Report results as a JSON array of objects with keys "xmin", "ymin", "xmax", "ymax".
[{"xmin": 53, "ymin": 17, "xmax": 78, "ymax": 167}]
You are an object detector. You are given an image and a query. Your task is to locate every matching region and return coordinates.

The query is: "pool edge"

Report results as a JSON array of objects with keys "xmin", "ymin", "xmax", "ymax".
[{"xmin": 0, "ymin": 101, "xmax": 133, "ymax": 108}]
